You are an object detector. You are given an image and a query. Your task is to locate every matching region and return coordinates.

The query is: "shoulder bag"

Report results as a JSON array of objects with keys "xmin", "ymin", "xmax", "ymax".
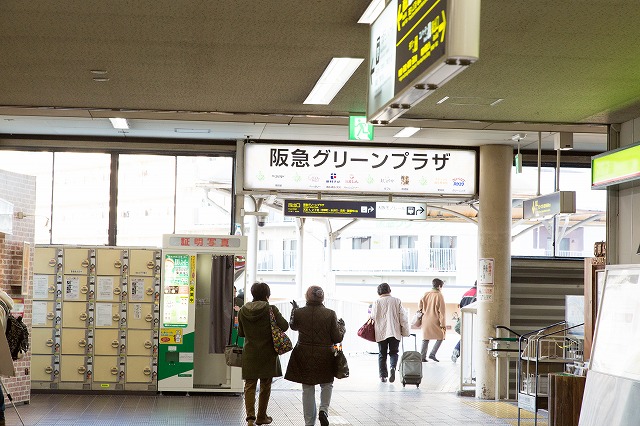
[
  {"xmin": 357, "ymin": 318, "xmax": 376, "ymax": 342},
  {"xmin": 224, "ymin": 334, "xmax": 243, "ymax": 367},
  {"xmin": 410, "ymin": 310, "xmax": 423, "ymax": 329},
  {"xmin": 270, "ymin": 307, "xmax": 293, "ymax": 355},
  {"xmin": 334, "ymin": 344, "xmax": 349, "ymax": 379}
]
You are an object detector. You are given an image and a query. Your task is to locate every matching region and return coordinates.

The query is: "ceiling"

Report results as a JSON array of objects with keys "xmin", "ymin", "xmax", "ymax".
[{"xmin": 3, "ymin": 1, "xmax": 638, "ymax": 152}]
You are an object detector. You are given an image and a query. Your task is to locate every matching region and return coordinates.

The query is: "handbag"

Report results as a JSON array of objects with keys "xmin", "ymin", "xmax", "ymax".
[
  {"xmin": 334, "ymin": 344, "xmax": 349, "ymax": 379},
  {"xmin": 224, "ymin": 335, "xmax": 243, "ymax": 367},
  {"xmin": 269, "ymin": 307, "xmax": 293, "ymax": 355},
  {"xmin": 357, "ymin": 318, "xmax": 376, "ymax": 342},
  {"xmin": 410, "ymin": 310, "xmax": 423, "ymax": 329}
]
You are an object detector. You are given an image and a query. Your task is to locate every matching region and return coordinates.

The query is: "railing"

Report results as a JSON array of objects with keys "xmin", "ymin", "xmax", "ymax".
[
  {"xmin": 331, "ymin": 247, "xmax": 457, "ymax": 273},
  {"xmin": 402, "ymin": 249, "xmax": 419, "ymax": 272},
  {"xmin": 544, "ymin": 249, "xmax": 586, "ymax": 258},
  {"xmin": 257, "ymin": 252, "xmax": 274, "ymax": 271},
  {"xmin": 282, "ymin": 250, "xmax": 297, "ymax": 271},
  {"xmin": 428, "ymin": 248, "xmax": 457, "ymax": 272}
]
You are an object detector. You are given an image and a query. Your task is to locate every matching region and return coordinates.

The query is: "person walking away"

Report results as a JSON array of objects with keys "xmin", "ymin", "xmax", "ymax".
[
  {"xmin": 419, "ymin": 278, "xmax": 446, "ymax": 362},
  {"xmin": 0, "ymin": 289, "xmax": 14, "ymax": 426},
  {"xmin": 285, "ymin": 286, "xmax": 345, "ymax": 426},
  {"xmin": 238, "ymin": 282, "xmax": 289, "ymax": 426},
  {"xmin": 370, "ymin": 283, "xmax": 410, "ymax": 382},
  {"xmin": 452, "ymin": 281, "xmax": 477, "ymax": 362}
]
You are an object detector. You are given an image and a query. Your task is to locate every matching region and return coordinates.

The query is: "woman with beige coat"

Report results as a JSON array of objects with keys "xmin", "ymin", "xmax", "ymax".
[{"xmin": 418, "ymin": 278, "xmax": 446, "ymax": 362}]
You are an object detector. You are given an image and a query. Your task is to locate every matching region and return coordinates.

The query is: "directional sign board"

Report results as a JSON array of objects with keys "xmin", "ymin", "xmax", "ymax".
[{"xmin": 284, "ymin": 199, "xmax": 427, "ymax": 220}]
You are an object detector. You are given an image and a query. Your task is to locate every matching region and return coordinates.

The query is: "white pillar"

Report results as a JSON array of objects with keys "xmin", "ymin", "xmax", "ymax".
[
  {"xmin": 476, "ymin": 145, "xmax": 512, "ymax": 400},
  {"xmin": 296, "ymin": 218, "xmax": 305, "ymax": 298}
]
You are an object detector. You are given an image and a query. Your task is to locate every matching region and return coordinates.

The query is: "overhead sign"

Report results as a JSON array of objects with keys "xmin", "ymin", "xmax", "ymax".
[
  {"xmin": 284, "ymin": 199, "xmax": 428, "ymax": 220},
  {"xmin": 522, "ymin": 191, "xmax": 576, "ymax": 220},
  {"xmin": 349, "ymin": 116, "xmax": 374, "ymax": 141},
  {"xmin": 367, "ymin": 0, "xmax": 481, "ymax": 124},
  {"xmin": 244, "ymin": 143, "xmax": 477, "ymax": 197},
  {"xmin": 592, "ymin": 142, "xmax": 640, "ymax": 189}
]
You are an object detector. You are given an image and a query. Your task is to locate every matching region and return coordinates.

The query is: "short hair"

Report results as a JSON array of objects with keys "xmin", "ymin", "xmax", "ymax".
[
  {"xmin": 250, "ymin": 282, "xmax": 270, "ymax": 301},
  {"xmin": 432, "ymin": 278, "xmax": 444, "ymax": 289},
  {"xmin": 305, "ymin": 286, "xmax": 325, "ymax": 303},
  {"xmin": 377, "ymin": 283, "xmax": 391, "ymax": 295}
]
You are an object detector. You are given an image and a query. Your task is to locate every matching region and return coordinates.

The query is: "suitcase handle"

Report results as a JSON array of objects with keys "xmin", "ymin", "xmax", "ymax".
[{"xmin": 401, "ymin": 333, "xmax": 418, "ymax": 352}]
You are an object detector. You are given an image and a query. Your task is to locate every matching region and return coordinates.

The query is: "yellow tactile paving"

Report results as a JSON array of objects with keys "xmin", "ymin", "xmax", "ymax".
[{"xmin": 462, "ymin": 400, "xmax": 549, "ymax": 425}]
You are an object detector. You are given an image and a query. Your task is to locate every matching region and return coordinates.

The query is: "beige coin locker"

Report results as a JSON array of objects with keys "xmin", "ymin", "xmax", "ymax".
[
  {"xmin": 127, "ymin": 330, "xmax": 154, "ymax": 356},
  {"xmin": 129, "ymin": 249, "xmax": 157, "ymax": 277},
  {"xmin": 61, "ymin": 329, "xmax": 89, "ymax": 355},
  {"xmin": 96, "ymin": 248, "xmax": 126, "ymax": 276},
  {"xmin": 95, "ymin": 276, "xmax": 122, "ymax": 302},
  {"xmin": 128, "ymin": 277, "xmax": 155, "ymax": 304},
  {"xmin": 94, "ymin": 302, "xmax": 121, "ymax": 328},
  {"xmin": 31, "ymin": 355, "xmax": 58, "ymax": 382},
  {"xmin": 31, "ymin": 300, "xmax": 56, "ymax": 329},
  {"xmin": 62, "ymin": 248, "xmax": 91, "ymax": 275},
  {"xmin": 34, "ymin": 247, "xmax": 59, "ymax": 274},
  {"xmin": 60, "ymin": 355, "xmax": 88, "ymax": 382},
  {"xmin": 32, "ymin": 274, "xmax": 56, "ymax": 301},
  {"xmin": 62, "ymin": 275, "xmax": 89, "ymax": 302},
  {"xmin": 126, "ymin": 357, "xmax": 154, "ymax": 383},
  {"xmin": 127, "ymin": 303, "xmax": 154, "ymax": 329},
  {"xmin": 61, "ymin": 301, "xmax": 90, "ymax": 328},
  {"xmin": 31, "ymin": 328, "xmax": 56, "ymax": 354},
  {"xmin": 94, "ymin": 329, "xmax": 121, "ymax": 356},
  {"xmin": 93, "ymin": 356, "xmax": 120, "ymax": 383}
]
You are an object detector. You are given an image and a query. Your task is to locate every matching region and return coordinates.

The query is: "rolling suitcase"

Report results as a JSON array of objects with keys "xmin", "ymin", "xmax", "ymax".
[{"xmin": 399, "ymin": 333, "xmax": 422, "ymax": 387}]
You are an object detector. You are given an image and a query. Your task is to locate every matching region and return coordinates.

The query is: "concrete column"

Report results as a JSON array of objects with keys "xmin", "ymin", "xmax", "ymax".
[{"xmin": 476, "ymin": 145, "xmax": 512, "ymax": 400}]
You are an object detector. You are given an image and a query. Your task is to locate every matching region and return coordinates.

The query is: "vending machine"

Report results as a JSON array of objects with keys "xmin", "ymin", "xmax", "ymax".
[{"xmin": 158, "ymin": 234, "xmax": 246, "ymax": 393}]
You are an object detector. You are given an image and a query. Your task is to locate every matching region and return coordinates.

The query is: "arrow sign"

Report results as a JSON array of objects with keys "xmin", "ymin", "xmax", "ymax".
[{"xmin": 376, "ymin": 202, "xmax": 428, "ymax": 220}]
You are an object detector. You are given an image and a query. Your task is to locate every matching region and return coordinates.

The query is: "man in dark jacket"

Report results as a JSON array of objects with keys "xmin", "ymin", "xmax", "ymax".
[
  {"xmin": 285, "ymin": 286, "xmax": 345, "ymax": 426},
  {"xmin": 452, "ymin": 281, "xmax": 477, "ymax": 362}
]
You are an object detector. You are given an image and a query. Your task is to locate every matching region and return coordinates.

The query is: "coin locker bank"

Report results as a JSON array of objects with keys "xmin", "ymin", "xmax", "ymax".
[{"xmin": 158, "ymin": 234, "xmax": 246, "ymax": 393}]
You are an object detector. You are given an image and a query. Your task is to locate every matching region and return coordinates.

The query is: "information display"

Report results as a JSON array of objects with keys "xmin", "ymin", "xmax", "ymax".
[
  {"xmin": 162, "ymin": 254, "xmax": 192, "ymax": 328},
  {"xmin": 284, "ymin": 200, "xmax": 428, "ymax": 220}
]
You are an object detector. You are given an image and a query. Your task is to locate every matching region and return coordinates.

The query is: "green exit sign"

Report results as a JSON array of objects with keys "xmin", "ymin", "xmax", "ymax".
[{"xmin": 349, "ymin": 116, "xmax": 374, "ymax": 141}]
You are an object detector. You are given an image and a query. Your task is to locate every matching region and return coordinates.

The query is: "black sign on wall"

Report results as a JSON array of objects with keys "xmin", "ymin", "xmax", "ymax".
[{"xmin": 284, "ymin": 200, "xmax": 377, "ymax": 219}]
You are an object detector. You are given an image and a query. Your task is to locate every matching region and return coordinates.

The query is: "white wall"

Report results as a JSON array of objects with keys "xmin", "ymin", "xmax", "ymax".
[{"xmin": 616, "ymin": 120, "xmax": 640, "ymax": 264}]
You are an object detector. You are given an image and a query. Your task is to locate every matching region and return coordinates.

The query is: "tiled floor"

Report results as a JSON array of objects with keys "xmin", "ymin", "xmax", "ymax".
[{"xmin": 3, "ymin": 340, "xmax": 545, "ymax": 426}]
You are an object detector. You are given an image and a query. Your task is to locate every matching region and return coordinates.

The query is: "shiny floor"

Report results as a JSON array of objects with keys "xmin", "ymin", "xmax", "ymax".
[{"xmin": 4, "ymin": 339, "xmax": 547, "ymax": 426}]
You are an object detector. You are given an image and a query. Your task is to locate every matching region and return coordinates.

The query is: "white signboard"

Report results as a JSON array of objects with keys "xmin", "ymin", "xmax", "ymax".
[
  {"xmin": 479, "ymin": 258, "xmax": 495, "ymax": 285},
  {"xmin": 367, "ymin": 0, "xmax": 397, "ymax": 120},
  {"xmin": 244, "ymin": 143, "xmax": 476, "ymax": 197},
  {"xmin": 376, "ymin": 202, "xmax": 427, "ymax": 219}
]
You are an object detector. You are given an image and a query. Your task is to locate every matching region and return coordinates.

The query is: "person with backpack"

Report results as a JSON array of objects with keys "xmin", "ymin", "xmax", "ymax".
[{"xmin": 0, "ymin": 289, "xmax": 14, "ymax": 426}]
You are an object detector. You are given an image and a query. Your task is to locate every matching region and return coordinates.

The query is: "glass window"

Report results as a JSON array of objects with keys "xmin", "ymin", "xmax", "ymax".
[
  {"xmin": 352, "ymin": 237, "xmax": 371, "ymax": 250},
  {"xmin": 51, "ymin": 152, "xmax": 110, "ymax": 244},
  {"xmin": 0, "ymin": 151, "xmax": 53, "ymax": 244},
  {"xmin": 175, "ymin": 156, "xmax": 233, "ymax": 235},
  {"xmin": 258, "ymin": 240, "xmax": 269, "ymax": 250},
  {"xmin": 116, "ymin": 155, "xmax": 176, "ymax": 246},
  {"xmin": 390, "ymin": 235, "xmax": 417, "ymax": 249}
]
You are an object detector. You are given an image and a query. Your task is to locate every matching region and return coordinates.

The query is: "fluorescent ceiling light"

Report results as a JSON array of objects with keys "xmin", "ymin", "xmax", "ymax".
[
  {"xmin": 394, "ymin": 127, "xmax": 421, "ymax": 138},
  {"xmin": 358, "ymin": 0, "xmax": 385, "ymax": 24},
  {"xmin": 304, "ymin": 58, "xmax": 364, "ymax": 105},
  {"xmin": 109, "ymin": 117, "xmax": 129, "ymax": 129}
]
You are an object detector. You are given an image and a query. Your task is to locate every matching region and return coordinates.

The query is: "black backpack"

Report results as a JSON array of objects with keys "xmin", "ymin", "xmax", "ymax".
[{"xmin": 1, "ymin": 299, "xmax": 29, "ymax": 360}]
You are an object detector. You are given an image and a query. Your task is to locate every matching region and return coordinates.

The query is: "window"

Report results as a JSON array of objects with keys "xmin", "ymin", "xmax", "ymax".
[
  {"xmin": 390, "ymin": 235, "xmax": 417, "ymax": 249},
  {"xmin": 333, "ymin": 237, "xmax": 341, "ymax": 250},
  {"xmin": 430, "ymin": 235, "xmax": 457, "ymax": 248},
  {"xmin": 352, "ymin": 237, "xmax": 371, "ymax": 250},
  {"xmin": 258, "ymin": 240, "xmax": 270, "ymax": 250},
  {"xmin": 282, "ymin": 239, "xmax": 297, "ymax": 271}
]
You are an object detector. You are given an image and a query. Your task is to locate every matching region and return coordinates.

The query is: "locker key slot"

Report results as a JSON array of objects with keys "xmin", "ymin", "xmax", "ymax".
[
  {"xmin": 110, "ymin": 367, "xmax": 118, "ymax": 375},
  {"xmin": 111, "ymin": 340, "xmax": 119, "ymax": 348},
  {"xmin": 79, "ymin": 312, "xmax": 88, "ymax": 321},
  {"xmin": 80, "ymin": 286, "xmax": 89, "ymax": 294},
  {"xmin": 112, "ymin": 314, "xmax": 120, "ymax": 322},
  {"xmin": 113, "ymin": 287, "xmax": 121, "ymax": 295},
  {"xmin": 144, "ymin": 341, "xmax": 152, "ymax": 349},
  {"xmin": 45, "ymin": 339, "xmax": 54, "ymax": 347},
  {"xmin": 143, "ymin": 367, "xmax": 152, "ymax": 376},
  {"xmin": 145, "ymin": 287, "xmax": 154, "ymax": 295},
  {"xmin": 78, "ymin": 366, "xmax": 86, "ymax": 374},
  {"xmin": 145, "ymin": 314, "xmax": 153, "ymax": 322},
  {"xmin": 48, "ymin": 286, "xmax": 55, "ymax": 293},
  {"xmin": 81, "ymin": 259, "xmax": 89, "ymax": 268},
  {"xmin": 114, "ymin": 260, "xmax": 122, "ymax": 268},
  {"xmin": 47, "ymin": 312, "xmax": 55, "ymax": 320},
  {"xmin": 78, "ymin": 339, "xmax": 87, "ymax": 348},
  {"xmin": 45, "ymin": 366, "xmax": 53, "ymax": 374},
  {"xmin": 146, "ymin": 261, "xmax": 155, "ymax": 269}
]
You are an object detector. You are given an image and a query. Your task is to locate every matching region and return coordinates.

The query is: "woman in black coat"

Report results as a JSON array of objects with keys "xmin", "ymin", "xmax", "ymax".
[{"xmin": 285, "ymin": 286, "xmax": 345, "ymax": 426}]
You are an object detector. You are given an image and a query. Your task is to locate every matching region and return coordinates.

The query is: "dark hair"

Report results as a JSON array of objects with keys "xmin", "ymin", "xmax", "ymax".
[
  {"xmin": 250, "ymin": 282, "xmax": 270, "ymax": 301},
  {"xmin": 377, "ymin": 283, "xmax": 391, "ymax": 295},
  {"xmin": 432, "ymin": 278, "xmax": 444, "ymax": 289}
]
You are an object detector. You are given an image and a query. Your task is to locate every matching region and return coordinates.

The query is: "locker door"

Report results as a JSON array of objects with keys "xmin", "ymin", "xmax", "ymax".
[
  {"xmin": 96, "ymin": 249, "xmax": 125, "ymax": 276},
  {"xmin": 93, "ymin": 356, "xmax": 119, "ymax": 383},
  {"xmin": 126, "ymin": 357, "xmax": 153, "ymax": 383},
  {"xmin": 62, "ymin": 275, "xmax": 89, "ymax": 302},
  {"xmin": 127, "ymin": 303, "xmax": 154, "ymax": 330},
  {"xmin": 94, "ymin": 303, "xmax": 121, "ymax": 328},
  {"xmin": 32, "ymin": 300, "xmax": 56, "ymax": 328},
  {"xmin": 95, "ymin": 276, "xmax": 121, "ymax": 302},
  {"xmin": 94, "ymin": 329, "xmax": 120, "ymax": 356},
  {"xmin": 61, "ymin": 302, "xmax": 89, "ymax": 328},
  {"xmin": 31, "ymin": 328, "xmax": 56, "ymax": 354},
  {"xmin": 129, "ymin": 249, "xmax": 156, "ymax": 277},
  {"xmin": 34, "ymin": 247, "xmax": 58, "ymax": 274},
  {"xmin": 31, "ymin": 355, "xmax": 57, "ymax": 382},
  {"xmin": 63, "ymin": 248, "xmax": 90, "ymax": 275},
  {"xmin": 129, "ymin": 277, "xmax": 155, "ymax": 304},
  {"xmin": 32, "ymin": 274, "xmax": 56, "ymax": 301},
  {"xmin": 127, "ymin": 330, "xmax": 154, "ymax": 356},
  {"xmin": 60, "ymin": 355, "xmax": 88, "ymax": 382},
  {"xmin": 61, "ymin": 329, "xmax": 89, "ymax": 355}
]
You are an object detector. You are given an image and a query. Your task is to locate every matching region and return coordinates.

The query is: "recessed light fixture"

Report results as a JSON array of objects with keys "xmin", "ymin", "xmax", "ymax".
[
  {"xmin": 394, "ymin": 127, "xmax": 421, "ymax": 138},
  {"xmin": 109, "ymin": 118, "xmax": 129, "ymax": 130},
  {"xmin": 358, "ymin": 0, "xmax": 385, "ymax": 24},
  {"xmin": 174, "ymin": 128, "xmax": 211, "ymax": 134},
  {"xmin": 303, "ymin": 58, "xmax": 364, "ymax": 105},
  {"xmin": 90, "ymin": 70, "xmax": 108, "ymax": 75},
  {"xmin": 436, "ymin": 96, "xmax": 449, "ymax": 105}
]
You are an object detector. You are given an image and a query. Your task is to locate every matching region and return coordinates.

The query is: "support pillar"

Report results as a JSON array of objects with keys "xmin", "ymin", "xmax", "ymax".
[{"xmin": 476, "ymin": 145, "xmax": 512, "ymax": 400}]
